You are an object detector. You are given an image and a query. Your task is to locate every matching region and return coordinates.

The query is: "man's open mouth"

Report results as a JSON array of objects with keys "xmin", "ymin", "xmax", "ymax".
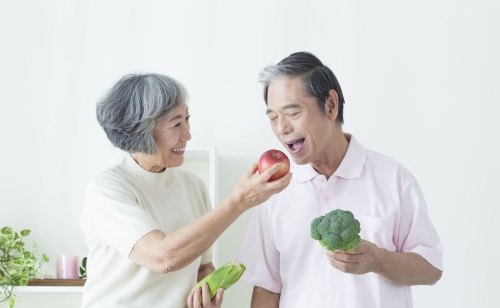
[{"xmin": 286, "ymin": 138, "xmax": 305, "ymax": 153}]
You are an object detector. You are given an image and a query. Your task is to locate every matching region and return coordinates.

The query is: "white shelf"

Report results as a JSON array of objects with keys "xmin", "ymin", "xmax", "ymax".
[
  {"xmin": 14, "ymin": 286, "xmax": 83, "ymax": 293},
  {"xmin": 180, "ymin": 145, "xmax": 220, "ymax": 264},
  {"xmin": 181, "ymin": 145, "xmax": 219, "ymax": 207}
]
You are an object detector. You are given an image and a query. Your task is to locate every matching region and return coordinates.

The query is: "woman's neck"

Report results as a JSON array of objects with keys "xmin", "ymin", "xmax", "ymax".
[{"xmin": 130, "ymin": 152, "xmax": 166, "ymax": 173}]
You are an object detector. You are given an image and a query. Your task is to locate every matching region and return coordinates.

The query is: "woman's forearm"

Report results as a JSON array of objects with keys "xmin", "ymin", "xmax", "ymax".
[
  {"xmin": 130, "ymin": 197, "xmax": 244, "ymax": 273},
  {"xmin": 160, "ymin": 198, "xmax": 244, "ymax": 270},
  {"xmin": 130, "ymin": 163, "xmax": 291, "ymax": 273}
]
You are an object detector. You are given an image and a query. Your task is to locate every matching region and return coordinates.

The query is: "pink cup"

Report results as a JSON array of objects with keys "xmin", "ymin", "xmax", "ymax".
[{"xmin": 57, "ymin": 255, "xmax": 79, "ymax": 279}]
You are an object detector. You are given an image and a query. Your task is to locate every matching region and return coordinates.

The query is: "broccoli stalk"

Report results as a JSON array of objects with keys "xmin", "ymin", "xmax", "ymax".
[{"xmin": 310, "ymin": 209, "xmax": 361, "ymax": 251}]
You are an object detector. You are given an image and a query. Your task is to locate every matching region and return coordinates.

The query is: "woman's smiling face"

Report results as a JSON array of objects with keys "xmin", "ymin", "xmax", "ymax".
[{"xmin": 149, "ymin": 103, "xmax": 192, "ymax": 170}]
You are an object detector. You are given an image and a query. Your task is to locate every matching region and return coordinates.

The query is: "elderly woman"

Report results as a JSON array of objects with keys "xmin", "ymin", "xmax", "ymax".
[{"xmin": 80, "ymin": 73, "xmax": 291, "ymax": 308}]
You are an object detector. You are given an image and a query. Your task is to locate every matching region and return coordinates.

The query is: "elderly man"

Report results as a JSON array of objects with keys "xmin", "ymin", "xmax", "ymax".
[{"xmin": 238, "ymin": 52, "xmax": 442, "ymax": 308}]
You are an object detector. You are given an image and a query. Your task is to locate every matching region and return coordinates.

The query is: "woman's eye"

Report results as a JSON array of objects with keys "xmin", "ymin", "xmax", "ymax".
[{"xmin": 172, "ymin": 115, "xmax": 191, "ymax": 128}]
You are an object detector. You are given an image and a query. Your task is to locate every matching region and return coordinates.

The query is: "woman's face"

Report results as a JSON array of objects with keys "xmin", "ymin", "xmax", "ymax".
[{"xmin": 151, "ymin": 103, "xmax": 191, "ymax": 170}]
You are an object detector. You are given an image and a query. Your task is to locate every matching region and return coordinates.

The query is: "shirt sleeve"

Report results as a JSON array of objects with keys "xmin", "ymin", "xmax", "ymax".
[
  {"xmin": 81, "ymin": 174, "xmax": 159, "ymax": 257},
  {"xmin": 397, "ymin": 178, "xmax": 443, "ymax": 271},
  {"xmin": 236, "ymin": 204, "xmax": 282, "ymax": 293}
]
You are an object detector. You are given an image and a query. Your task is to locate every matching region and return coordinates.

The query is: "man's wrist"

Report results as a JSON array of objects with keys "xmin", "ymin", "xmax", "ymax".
[{"xmin": 373, "ymin": 247, "xmax": 387, "ymax": 274}]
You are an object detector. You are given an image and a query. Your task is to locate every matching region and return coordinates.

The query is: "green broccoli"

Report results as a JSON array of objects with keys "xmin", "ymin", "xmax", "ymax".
[{"xmin": 310, "ymin": 209, "xmax": 361, "ymax": 251}]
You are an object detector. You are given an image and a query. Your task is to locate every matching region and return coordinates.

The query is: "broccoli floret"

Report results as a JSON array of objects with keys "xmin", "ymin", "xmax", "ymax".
[{"xmin": 310, "ymin": 209, "xmax": 361, "ymax": 251}]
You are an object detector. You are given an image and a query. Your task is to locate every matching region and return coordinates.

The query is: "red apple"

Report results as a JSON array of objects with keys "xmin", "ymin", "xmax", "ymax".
[{"xmin": 258, "ymin": 149, "xmax": 290, "ymax": 181}]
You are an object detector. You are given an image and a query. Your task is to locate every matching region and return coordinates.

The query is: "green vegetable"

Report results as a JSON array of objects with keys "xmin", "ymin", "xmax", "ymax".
[
  {"xmin": 310, "ymin": 209, "xmax": 361, "ymax": 251},
  {"xmin": 0, "ymin": 226, "xmax": 48, "ymax": 308},
  {"xmin": 79, "ymin": 257, "xmax": 87, "ymax": 279},
  {"xmin": 193, "ymin": 262, "xmax": 246, "ymax": 299}
]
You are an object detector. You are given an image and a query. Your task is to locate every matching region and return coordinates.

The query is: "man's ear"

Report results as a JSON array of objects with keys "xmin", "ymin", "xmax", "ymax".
[{"xmin": 324, "ymin": 89, "xmax": 339, "ymax": 120}]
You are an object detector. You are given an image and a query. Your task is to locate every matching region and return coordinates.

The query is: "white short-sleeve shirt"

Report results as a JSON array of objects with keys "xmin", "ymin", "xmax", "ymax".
[
  {"xmin": 237, "ymin": 135, "xmax": 442, "ymax": 308},
  {"xmin": 80, "ymin": 154, "xmax": 213, "ymax": 308}
]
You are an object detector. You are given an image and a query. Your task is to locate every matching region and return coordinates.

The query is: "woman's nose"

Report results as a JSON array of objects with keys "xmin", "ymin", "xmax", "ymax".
[{"xmin": 182, "ymin": 124, "xmax": 192, "ymax": 141}]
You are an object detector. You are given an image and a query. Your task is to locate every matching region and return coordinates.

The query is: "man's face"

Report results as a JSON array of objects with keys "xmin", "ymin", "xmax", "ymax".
[{"xmin": 266, "ymin": 76, "xmax": 335, "ymax": 165}]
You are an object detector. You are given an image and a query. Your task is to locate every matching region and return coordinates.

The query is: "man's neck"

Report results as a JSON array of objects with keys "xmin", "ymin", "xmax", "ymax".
[{"xmin": 311, "ymin": 133, "xmax": 350, "ymax": 179}]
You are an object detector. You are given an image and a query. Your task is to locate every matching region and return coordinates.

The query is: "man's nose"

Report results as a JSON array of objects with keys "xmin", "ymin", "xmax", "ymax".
[{"xmin": 277, "ymin": 117, "xmax": 292, "ymax": 135}]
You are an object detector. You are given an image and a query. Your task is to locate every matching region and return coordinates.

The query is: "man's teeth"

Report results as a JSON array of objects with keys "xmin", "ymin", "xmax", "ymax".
[{"xmin": 172, "ymin": 148, "xmax": 185, "ymax": 152}]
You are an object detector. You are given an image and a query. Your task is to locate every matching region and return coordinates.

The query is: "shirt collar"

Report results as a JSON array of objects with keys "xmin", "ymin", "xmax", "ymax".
[
  {"xmin": 121, "ymin": 153, "xmax": 175, "ymax": 192},
  {"xmin": 293, "ymin": 134, "xmax": 366, "ymax": 183}
]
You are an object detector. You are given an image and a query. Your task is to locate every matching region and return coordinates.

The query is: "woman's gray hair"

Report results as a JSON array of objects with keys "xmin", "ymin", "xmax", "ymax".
[
  {"xmin": 259, "ymin": 51, "xmax": 345, "ymax": 124},
  {"xmin": 96, "ymin": 73, "xmax": 187, "ymax": 154}
]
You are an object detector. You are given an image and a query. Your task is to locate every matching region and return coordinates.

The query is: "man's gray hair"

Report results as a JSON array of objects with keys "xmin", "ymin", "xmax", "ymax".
[
  {"xmin": 259, "ymin": 51, "xmax": 345, "ymax": 124},
  {"xmin": 96, "ymin": 73, "xmax": 187, "ymax": 154}
]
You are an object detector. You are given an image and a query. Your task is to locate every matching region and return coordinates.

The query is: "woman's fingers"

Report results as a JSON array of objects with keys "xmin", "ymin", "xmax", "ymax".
[
  {"xmin": 214, "ymin": 288, "xmax": 224, "ymax": 307},
  {"xmin": 186, "ymin": 289, "xmax": 194, "ymax": 308},
  {"xmin": 188, "ymin": 287, "xmax": 202, "ymax": 308},
  {"xmin": 188, "ymin": 285, "xmax": 224, "ymax": 308},
  {"xmin": 258, "ymin": 163, "xmax": 283, "ymax": 181},
  {"xmin": 245, "ymin": 163, "xmax": 259, "ymax": 177},
  {"xmin": 201, "ymin": 283, "xmax": 212, "ymax": 307}
]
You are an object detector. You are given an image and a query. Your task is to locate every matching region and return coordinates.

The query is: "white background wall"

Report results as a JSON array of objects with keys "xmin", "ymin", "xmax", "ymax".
[{"xmin": 1, "ymin": 0, "xmax": 499, "ymax": 307}]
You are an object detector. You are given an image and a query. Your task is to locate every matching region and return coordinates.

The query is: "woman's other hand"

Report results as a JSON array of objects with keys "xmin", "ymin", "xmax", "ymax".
[
  {"xmin": 229, "ymin": 163, "xmax": 292, "ymax": 210},
  {"xmin": 187, "ymin": 283, "xmax": 223, "ymax": 308}
]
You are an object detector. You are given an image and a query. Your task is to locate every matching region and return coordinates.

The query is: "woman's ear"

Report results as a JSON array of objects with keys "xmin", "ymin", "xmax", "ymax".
[{"xmin": 324, "ymin": 89, "xmax": 339, "ymax": 120}]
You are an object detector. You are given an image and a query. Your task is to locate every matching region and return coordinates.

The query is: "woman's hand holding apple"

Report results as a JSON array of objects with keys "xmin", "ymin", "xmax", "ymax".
[
  {"xmin": 257, "ymin": 149, "xmax": 291, "ymax": 181},
  {"xmin": 229, "ymin": 160, "xmax": 291, "ymax": 211}
]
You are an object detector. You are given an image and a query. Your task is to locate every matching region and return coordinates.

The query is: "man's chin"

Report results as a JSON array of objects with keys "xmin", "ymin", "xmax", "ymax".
[{"xmin": 290, "ymin": 154, "xmax": 309, "ymax": 166}]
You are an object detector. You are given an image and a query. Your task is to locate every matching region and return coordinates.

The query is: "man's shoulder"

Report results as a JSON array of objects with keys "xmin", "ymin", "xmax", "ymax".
[
  {"xmin": 365, "ymin": 148, "xmax": 404, "ymax": 167},
  {"xmin": 364, "ymin": 149, "xmax": 416, "ymax": 182}
]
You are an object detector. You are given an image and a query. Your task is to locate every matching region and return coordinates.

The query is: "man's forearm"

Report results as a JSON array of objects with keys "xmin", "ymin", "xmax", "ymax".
[
  {"xmin": 375, "ymin": 250, "xmax": 442, "ymax": 285},
  {"xmin": 251, "ymin": 286, "xmax": 280, "ymax": 308}
]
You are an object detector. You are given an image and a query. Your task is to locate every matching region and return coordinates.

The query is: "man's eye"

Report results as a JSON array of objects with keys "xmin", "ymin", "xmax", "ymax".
[
  {"xmin": 287, "ymin": 112, "xmax": 299, "ymax": 117},
  {"xmin": 269, "ymin": 117, "xmax": 278, "ymax": 122},
  {"xmin": 186, "ymin": 115, "xmax": 191, "ymax": 121}
]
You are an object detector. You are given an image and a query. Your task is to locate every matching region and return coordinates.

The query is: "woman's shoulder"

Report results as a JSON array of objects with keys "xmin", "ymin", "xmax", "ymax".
[{"xmin": 86, "ymin": 164, "xmax": 136, "ymax": 197}]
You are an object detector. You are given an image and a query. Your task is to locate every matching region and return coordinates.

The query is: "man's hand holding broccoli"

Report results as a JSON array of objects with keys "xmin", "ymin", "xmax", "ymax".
[{"xmin": 310, "ymin": 209, "xmax": 382, "ymax": 275}]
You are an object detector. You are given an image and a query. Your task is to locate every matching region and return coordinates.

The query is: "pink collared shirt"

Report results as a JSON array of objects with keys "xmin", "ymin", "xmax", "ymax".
[{"xmin": 237, "ymin": 135, "xmax": 442, "ymax": 308}]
